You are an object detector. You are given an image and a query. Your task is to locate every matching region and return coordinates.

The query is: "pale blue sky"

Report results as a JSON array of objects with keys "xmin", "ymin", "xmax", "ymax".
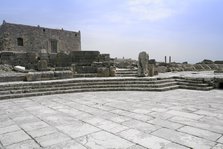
[{"xmin": 0, "ymin": 0, "xmax": 223, "ymax": 63}]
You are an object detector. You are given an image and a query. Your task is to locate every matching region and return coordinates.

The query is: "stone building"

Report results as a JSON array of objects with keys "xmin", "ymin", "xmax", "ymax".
[{"xmin": 0, "ymin": 20, "xmax": 81, "ymax": 53}]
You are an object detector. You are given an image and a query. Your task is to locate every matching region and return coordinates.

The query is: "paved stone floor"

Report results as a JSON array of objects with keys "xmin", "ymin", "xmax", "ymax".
[{"xmin": 0, "ymin": 89, "xmax": 223, "ymax": 149}]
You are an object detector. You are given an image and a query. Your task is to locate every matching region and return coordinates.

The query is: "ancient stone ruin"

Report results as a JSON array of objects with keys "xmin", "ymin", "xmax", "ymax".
[
  {"xmin": 137, "ymin": 51, "xmax": 157, "ymax": 77},
  {"xmin": 0, "ymin": 21, "xmax": 81, "ymax": 53},
  {"xmin": 137, "ymin": 51, "xmax": 149, "ymax": 77},
  {"xmin": 0, "ymin": 21, "xmax": 114, "ymax": 80},
  {"xmin": 0, "ymin": 21, "xmax": 223, "ymax": 93}
]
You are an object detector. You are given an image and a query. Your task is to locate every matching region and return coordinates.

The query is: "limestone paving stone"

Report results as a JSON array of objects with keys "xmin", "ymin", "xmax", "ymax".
[
  {"xmin": 170, "ymin": 116, "xmax": 223, "ymax": 134},
  {"xmin": 217, "ymin": 136, "xmax": 223, "ymax": 144},
  {"xmin": 84, "ymin": 117, "xmax": 128, "ymax": 133},
  {"xmin": 152, "ymin": 128, "xmax": 216, "ymax": 149},
  {"xmin": 148, "ymin": 111, "xmax": 174, "ymax": 120},
  {"xmin": 44, "ymin": 140, "xmax": 87, "ymax": 149},
  {"xmin": 0, "ymin": 119, "xmax": 15, "ymax": 128},
  {"xmin": 19, "ymin": 121, "xmax": 49, "ymax": 131},
  {"xmin": 5, "ymin": 139, "xmax": 40, "ymax": 149},
  {"xmin": 166, "ymin": 110, "xmax": 203, "ymax": 120},
  {"xmin": 194, "ymin": 110, "xmax": 223, "ymax": 118},
  {"xmin": 119, "ymin": 129, "xmax": 189, "ymax": 149},
  {"xmin": 56, "ymin": 107, "xmax": 83, "ymax": 117},
  {"xmin": 132, "ymin": 109, "xmax": 152, "ymax": 114},
  {"xmin": 199, "ymin": 116, "xmax": 223, "ymax": 126},
  {"xmin": 27, "ymin": 126, "xmax": 57, "ymax": 138},
  {"xmin": 35, "ymin": 132, "xmax": 71, "ymax": 147},
  {"xmin": 126, "ymin": 112, "xmax": 154, "ymax": 121},
  {"xmin": 122, "ymin": 119, "xmax": 161, "ymax": 133},
  {"xmin": 178, "ymin": 126, "xmax": 222, "ymax": 141},
  {"xmin": 76, "ymin": 131, "xmax": 134, "ymax": 149},
  {"xmin": 127, "ymin": 144, "xmax": 148, "ymax": 149},
  {"xmin": 147, "ymin": 118, "xmax": 183, "ymax": 130},
  {"xmin": 0, "ymin": 125, "xmax": 20, "ymax": 135},
  {"xmin": 0, "ymin": 89, "xmax": 223, "ymax": 148},
  {"xmin": 97, "ymin": 111, "xmax": 120, "ymax": 120},
  {"xmin": 150, "ymin": 107, "xmax": 169, "ymax": 112},
  {"xmin": 212, "ymin": 144, "xmax": 223, "ymax": 149},
  {"xmin": 12, "ymin": 115, "xmax": 40, "ymax": 125},
  {"xmin": 56, "ymin": 123, "xmax": 100, "ymax": 139},
  {"xmin": 0, "ymin": 130, "xmax": 31, "ymax": 146},
  {"xmin": 109, "ymin": 115, "xmax": 132, "ymax": 123},
  {"xmin": 42, "ymin": 115, "xmax": 79, "ymax": 126},
  {"xmin": 93, "ymin": 120, "xmax": 129, "ymax": 134}
]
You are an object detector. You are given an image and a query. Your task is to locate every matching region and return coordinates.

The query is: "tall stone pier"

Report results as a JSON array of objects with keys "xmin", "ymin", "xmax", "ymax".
[{"xmin": 138, "ymin": 51, "xmax": 149, "ymax": 77}]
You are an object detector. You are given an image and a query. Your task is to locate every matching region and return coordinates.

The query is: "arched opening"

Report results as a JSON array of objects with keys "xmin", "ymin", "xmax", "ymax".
[{"xmin": 17, "ymin": 38, "xmax": 24, "ymax": 46}]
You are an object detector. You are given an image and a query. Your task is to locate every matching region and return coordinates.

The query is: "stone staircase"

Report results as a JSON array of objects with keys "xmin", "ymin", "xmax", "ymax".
[
  {"xmin": 0, "ymin": 76, "xmax": 214, "ymax": 100},
  {"xmin": 115, "ymin": 68, "xmax": 138, "ymax": 77},
  {"xmin": 176, "ymin": 77, "xmax": 214, "ymax": 91},
  {"xmin": 0, "ymin": 78, "xmax": 177, "ymax": 100}
]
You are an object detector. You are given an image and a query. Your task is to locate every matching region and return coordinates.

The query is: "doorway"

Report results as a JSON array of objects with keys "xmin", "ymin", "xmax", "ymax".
[{"xmin": 51, "ymin": 39, "xmax": 58, "ymax": 53}]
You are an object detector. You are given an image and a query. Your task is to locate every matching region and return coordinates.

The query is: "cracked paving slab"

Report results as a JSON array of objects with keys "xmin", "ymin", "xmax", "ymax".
[{"xmin": 0, "ymin": 89, "xmax": 223, "ymax": 148}]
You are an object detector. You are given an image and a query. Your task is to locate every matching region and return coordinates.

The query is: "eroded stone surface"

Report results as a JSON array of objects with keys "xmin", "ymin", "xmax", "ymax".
[
  {"xmin": 76, "ymin": 131, "xmax": 133, "ymax": 149},
  {"xmin": 178, "ymin": 126, "xmax": 221, "ymax": 141},
  {"xmin": 152, "ymin": 128, "xmax": 215, "ymax": 149},
  {"xmin": 119, "ymin": 129, "xmax": 188, "ymax": 149},
  {"xmin": 5, "ymin": 139, "xmax": 40, "ymax": 149},
  {"xmin": 0, "ymin": 130, "xmax": 31, "ymax": 146},
  {"xmin": 35, "ymin": 132, "xmax": 71, "ymax": 147},
  {"xmin": 0, "ymin": 90, "xmax": 223, "ymax": 148}
]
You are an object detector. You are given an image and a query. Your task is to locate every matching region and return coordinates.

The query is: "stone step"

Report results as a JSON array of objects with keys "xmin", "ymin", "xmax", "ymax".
[
  {"xmin": 115, "ymin": 69, "xmax": 138, "ymax": 77},
  {"xmin": 116, "ymin": 69, "xmax": 138, "ymax": 72},
  {"xmin": 116, "ymin": 71, "xmax": 138, "ymax": 74},
  {"xmin": 176, "ymin": 78, "xmax": 205, "ymax": 83},
  {"xmin": 0, "ymin": 82, "xmax": 178, "ymax": 95},
  {"xmin": 0, "ymin": 85, "xmax": 180, "ymax": 100},
  {"xmin": 73, "ymin": 73, "xmax": 98, "ymax": 77},
  {"xmin": 179, "ymin": 85, "xmax": 214, "ymax": 91},
  {"xmin": 0, "ymin": 76, "xmax": 215, "ymax": 100},
  {"xmin": 177, "ymin": 82, "xmax": 211, "ymax": 87},
  {"xmin": 0, "ymin": 74, "xmax": 25, "ymax": 82},
  {"xmin": 115, "ymin": 74, "xmax": 137, "ymax": 77},
  {"xmin": 0, "ymin": 80, "xmax": 177, "ymax": 92},
  {"xmin": 0, "ymin": 78, "xmax": 176, "ymax": 90}
]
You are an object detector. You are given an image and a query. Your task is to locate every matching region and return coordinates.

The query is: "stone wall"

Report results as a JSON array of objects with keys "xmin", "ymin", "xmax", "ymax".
[
  {"xmin": 0, "ymin": 51, "xmax": 111, "ymax": 71},
  {"xmin": 0, "ymin": 21, "xmax": 81, "ymax": 53},
  {"xmin": 156, "ymin": 62, "xmax": 223, "ymax": 73}
]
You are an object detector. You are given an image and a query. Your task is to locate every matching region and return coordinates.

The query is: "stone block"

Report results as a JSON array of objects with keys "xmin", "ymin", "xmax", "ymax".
[
  {"xmin": 54, "ymin": 71, "xmax": 73, "ymax": 79},
  {"xmin": 14, "ymin": 65, "xmax": 26, "ymax": 73},
  {"xmin": 76, "ymin": 66, "xmax": 97, "ymax": 73},
  {"xmin": 26, "ymin": 71, "xmax": 54, "ymax": 81},
  {"xmin": 97, "ymin": 67, "xmax": 110, "ymax": 77},
  {"xmin": 37, "ymin": 60, "xmax": 48, "ymax": 71},
  {"xmin": 55, "ymin": 52, "xmax": 72, "ymax": 67},
  {"xmin": 109, "ymin": 66, "xmax": 116, "ymax": 77},
  {"xmin": 39, "ymin": 49, "xmax": 49, "ymax": 61},
  {"xmin": 71, "ymin": 64, "xmax": 77, "ymax": 73},
  {"xmin": 148, "ymin": 64, "xmax": 155, "ymax": 77},
  {"xmin": 26, "ymin": 72, "xmax": 41, "ymax": 81},
  {"xmin": 157, "ymin": 66, "xmax": 167, "ymax": 73},
  {"xmin": 70, "ymin": 51, "xmax": 100, "ymax": 65}
]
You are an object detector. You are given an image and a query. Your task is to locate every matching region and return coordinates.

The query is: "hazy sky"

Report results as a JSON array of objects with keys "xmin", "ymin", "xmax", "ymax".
[{"xmin": 0, "ymin": 0, "xmax": 223, "ymax": 63}]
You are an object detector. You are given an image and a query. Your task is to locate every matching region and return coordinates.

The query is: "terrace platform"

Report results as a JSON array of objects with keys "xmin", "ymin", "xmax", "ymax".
[{"xmin": 0, "ymin": 90, "xmax": 223, "ymax": 148}]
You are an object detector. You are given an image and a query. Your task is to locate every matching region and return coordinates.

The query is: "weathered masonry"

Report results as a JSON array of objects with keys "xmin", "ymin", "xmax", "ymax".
[{"xmin": 0, "ymin": 20, "xmax": 81, "ymax": 53}]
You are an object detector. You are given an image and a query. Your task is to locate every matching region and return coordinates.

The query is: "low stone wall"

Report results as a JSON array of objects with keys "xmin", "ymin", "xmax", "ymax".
[
  {"xmin": 0, "ymin": 51, "xmax": 111, "ymax": 69},
  {"xmin": 157, "ymin": 63, "xmax": 223, "ymax": 73},
  {"xmin": 26, "ymin": 71, "xmax": 73, "ymax": 81}
]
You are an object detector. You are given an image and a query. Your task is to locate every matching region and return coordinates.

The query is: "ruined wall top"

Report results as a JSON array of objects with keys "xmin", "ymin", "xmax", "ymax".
[{"xmin": 0, "ymin": 21, "xmax": 81, "ymax": 53}]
